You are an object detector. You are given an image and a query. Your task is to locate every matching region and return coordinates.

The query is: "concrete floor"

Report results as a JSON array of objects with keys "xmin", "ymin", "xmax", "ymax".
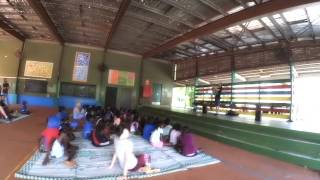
[{"xmin": 1, "ymin": 107, "xmax": 319, "ymax": 180}]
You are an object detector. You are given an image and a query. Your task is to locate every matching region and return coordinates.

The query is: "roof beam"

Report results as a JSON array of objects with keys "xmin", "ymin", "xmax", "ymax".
[
  {"xmin": 199, "ymin": 0, "xmax": 226, "ymax": 15},
  {"xmin": 26, "ymin": 0, "xmax": 64, "ymax": 44},
  {"xmin": 240, "ymin": 24, "xmax": 265, "ymax": 46},
  {"xmin": 279, "ymin": 13, "xmax": 297, "ymax": 41},
  {"xmin": 160, "ymin": 0, "xmax": 206, "ymax": 21},
  {"xmin": 0, "ymin": 18, "xmax": 25, "ymax": 41},
  {"xmin": 143, "ymin": 0, "xmax": 319, "ymax": 58},
  {"xmin": 210, "ymin": 35, "xmax": 235, "ymax": 49},
  {"xmin": 202, "ymin": 38, "xmax": 229, "ymax": 51},
  {"xmin": 105, "ymin": 0, "xmax": 131, "ymax": 49},
  {"xmin": 268, "ymin": 16, "xmax": 289, "ymax": 41},
  {"xmin": 304, "ymin": 8, "xmax": 315, "ymax": 41},
  {"xmin": 258, "ymin": 19, "xmax": 279, "ymax": 41},
  {"xmin": 225, "ymin": 29, "xmax": 251, "ymax": 48}
]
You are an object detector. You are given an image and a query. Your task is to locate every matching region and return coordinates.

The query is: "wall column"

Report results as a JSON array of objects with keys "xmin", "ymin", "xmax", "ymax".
[{"xmin": 15, "ymin": 41, "xmax": 26, "ymax": 104}]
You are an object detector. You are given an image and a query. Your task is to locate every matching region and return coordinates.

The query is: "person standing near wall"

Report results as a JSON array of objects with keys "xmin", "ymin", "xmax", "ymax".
[
  {"xmin": 2, "ymin": 78, "xmax": 9, "ymax": 104},
  {"xmin": 214, "ymin": 84, "xmax": 222, "ymax": 115}
]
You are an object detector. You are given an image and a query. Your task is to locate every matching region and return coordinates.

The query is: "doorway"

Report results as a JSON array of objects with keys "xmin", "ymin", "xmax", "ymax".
[
  {"xmin": 117, "ymin": 88, "xmax": 133, "ymax": 109},
  {"xmin": 105, "ymin": 87, "xmax": 117, "ymax": 108}
]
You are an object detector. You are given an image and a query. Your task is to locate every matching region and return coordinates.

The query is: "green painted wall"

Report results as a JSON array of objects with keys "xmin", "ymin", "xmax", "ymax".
[
  {"xmin": 102, "ymin": 51, "xmax": 142, "ymax": 108},
  {"xmin": 60, "ymin": 45, "xmax": 105, "ymax": 101},
  {"xmin": 142, "ymin": 59, "xmax": 173, "ymax": 106},
  {"xmin": 18, "ymin": 40, "xmax": 63, "ymax": 97},
  {"xmin": 0, "ymin": 39, "xmax": 173, "ymax": 107},
  {"xmin": 0, "ymin": 38, "xmax": 23, "ymax": 93}
]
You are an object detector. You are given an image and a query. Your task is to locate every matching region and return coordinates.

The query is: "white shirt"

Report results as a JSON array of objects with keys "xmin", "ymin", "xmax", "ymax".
[
  {"xmin": 50, "ymin": 140, "xmax": 64, "ymax": 158},
  {"xmin": 163, "ymin": 125, "xmax": 172, "ymax": 136},
  {"xmin": 150, "ymin": 128, "xmax": 163, "ymax": 144},
  {"xmin": 130, "ymin": 122, "xmax": 139, "ymax": 133},
  {"xmin": 169, "ymin": 129, "xmax": 181, "ymax": 145},
  {"xmin": 114, "ymin": 130, "xmax": 138, "ymax": 170}
]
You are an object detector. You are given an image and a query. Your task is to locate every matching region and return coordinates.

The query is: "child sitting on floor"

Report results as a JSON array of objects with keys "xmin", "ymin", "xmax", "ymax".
[
  {"xmin": 150, "ymin": 120, "xmax": 168, "ymax": 148},
  {"xmin": 113, "ymin": 112, "xmax": 122, "ymax": 127},
  {"xmin": 109, "ymin": 125, "xmax": 159, "ymax": 180},
  {"xmin": 0, "ymin": 95, "xmax": 11, "ymax": 120},
  {"xmin": 130, "ymin": 116, "xmax": 139, "ymax": 134},
  {"xmin": 91, "ymin": 121, "xmax": 112, "ymax": 147},
  {"xmin": 56, "ymin": 106, "xmax": 68, "ymax": 122},
  {"xmin": 42, "ymin": 132, "xmax": 78, "ymax": 168},
  {"xmin": 162, "ymin": 118, "xmax": 172, "ymax": 140},
  {"xmin": 169, "ymin": 123, "xmax": 182, "ymax": 146},
  {"xmin": 20, "ymin": 101, "xmax": 30, "ymax": 115},
  {"xmin": 176, "ymin": 126, "xmax": 198, "ymax": 157},
  {"xmin": 39, "ymin": 126, "xmax": 60, "ymax": 152},
  {"xmin": 142, "ymin": 117, "xmax": 156, "ymax": 141}
]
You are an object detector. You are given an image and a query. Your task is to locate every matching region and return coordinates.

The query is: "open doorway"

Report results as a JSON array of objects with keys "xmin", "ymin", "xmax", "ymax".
[
  {"xmin": 105, "ymin": 87, "xmax": 117, "ymax": 108},
  {"xmin": 294, "ymin": 75, "xmax": 320, "ymax": 123}
]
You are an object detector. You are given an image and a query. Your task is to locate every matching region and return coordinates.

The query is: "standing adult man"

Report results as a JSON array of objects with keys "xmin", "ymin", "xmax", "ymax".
[{"xmin": 2, "ymin": 78, "xmax": 9, "ymax": 104}]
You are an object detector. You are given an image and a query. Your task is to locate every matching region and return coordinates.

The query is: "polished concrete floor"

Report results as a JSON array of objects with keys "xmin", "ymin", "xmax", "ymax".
[{"xmin": 1, "ymin": 107, "xmax": 319, "ymax": 180}]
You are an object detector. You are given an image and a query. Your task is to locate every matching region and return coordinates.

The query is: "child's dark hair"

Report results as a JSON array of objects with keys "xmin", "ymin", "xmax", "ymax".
[
  {"xmin": 172, "ymin": 123, "xmax": 181, "ymax": 131},
  {"xmin": 155, "ymin": 119, "xmax": 164, "ymax": 128},
  {"xmin": 114, "ymin": 124, "xmax": 126, "ymax": 137},
  {"xmin": 58, "ymin": 106, "xmax": 65, "ymax": 112},
  {"xmin": 182, "ymin": 126, "xmax": 191, "ymax": 133},
  {"xmin": 164, "ymin": 118, "xmax": 171, "ymax": 125}
]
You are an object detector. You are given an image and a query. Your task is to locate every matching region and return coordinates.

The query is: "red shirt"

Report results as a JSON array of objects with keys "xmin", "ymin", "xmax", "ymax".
[{"xmin": 41, "ymin": 128, "xmax": 60, "ymax": 149}]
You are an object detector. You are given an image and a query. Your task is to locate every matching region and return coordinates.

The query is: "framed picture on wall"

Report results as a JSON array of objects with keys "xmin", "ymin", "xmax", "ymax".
[
  {"xmin": 24, "ymin": 60, "xmax": 53, "ymax": 79},
  {"xmin": 108, "ymin": 69, "xmax": 135, "ymax": 87},
  {"xmin": 72, "ymin": 52, "xmax": 91, "ymax": 82}
]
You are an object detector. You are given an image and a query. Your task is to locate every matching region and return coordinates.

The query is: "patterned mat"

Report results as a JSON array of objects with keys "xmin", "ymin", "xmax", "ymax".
[
  {"xmin": 0, "ymin": 114, "xmax": 30, "ymax": 124},
  {"xmin": 15, "ymin": 133, "xmax": 220, "ymax": 180}
]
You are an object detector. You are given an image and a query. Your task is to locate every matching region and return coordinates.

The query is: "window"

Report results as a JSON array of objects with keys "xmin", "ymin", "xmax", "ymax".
[
  {"xmin": 60, "ymin": 82, "xmax": 96, "ymax": 98},
  {"xmin": 24, "ymin": 80, "xmax": 48, "ymax": 94}
]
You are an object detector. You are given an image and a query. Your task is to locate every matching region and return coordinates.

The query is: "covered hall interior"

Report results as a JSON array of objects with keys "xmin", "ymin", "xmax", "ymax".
[{"xmin": 1, "ymin": 0, "xmax": 320, "ymax": 180}]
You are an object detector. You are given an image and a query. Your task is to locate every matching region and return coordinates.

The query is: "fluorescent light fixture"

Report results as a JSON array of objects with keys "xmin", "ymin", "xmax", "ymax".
[
  {"xmin": 235, "ymin": 73, "xmax": 247, "ymax": 81},
  {"xmin": 198, "ymin": 78, "xmax": 210, "ymax": 84}
]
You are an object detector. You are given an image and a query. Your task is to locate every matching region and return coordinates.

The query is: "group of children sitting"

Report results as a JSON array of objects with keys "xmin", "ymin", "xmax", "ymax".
[
  {"xmin": 39, "ymin": 103, "xmax": 198, "ymax": 180},
  {"xmin": 0, "ymin": 95, "xmax": 30, "ymax": 121}
]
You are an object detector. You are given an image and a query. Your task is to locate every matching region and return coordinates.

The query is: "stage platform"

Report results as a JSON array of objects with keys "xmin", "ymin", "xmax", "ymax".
[{"xmin": 139, "ymin": 106, "xmax": 320, "ymax": 170}]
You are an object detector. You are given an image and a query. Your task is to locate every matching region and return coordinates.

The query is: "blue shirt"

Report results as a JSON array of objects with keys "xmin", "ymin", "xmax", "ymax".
[{"xmin": 143, "ymin": 123, "xmax": 156, "ymax": 141}]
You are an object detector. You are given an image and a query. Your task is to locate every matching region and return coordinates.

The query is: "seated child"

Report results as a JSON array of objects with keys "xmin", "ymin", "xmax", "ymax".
[
  {"xmin": 40, "ymin": 127, "xmax": 60, "ymax": 152},
  {"xmin": 47, "ymin": 115, "xmax": 61, "ymax": 129},
  {"xmin": 91, "ymin": 121, "xmax": 112, "ymax": 147},
  {"xmin": 150, "ymin": 120, "xmax": 167, "ymax": 148},
  {"xmin": 73, "ymin": 102, "xmax": 86, "ymax": 121},
  {"xmin": 109, "ymin": 125, "xmax": 159, "ymax": 180},
  {"xmin": 56, "ymin": 106, "xmax": 68, "ymax": 122},
  {"xmin": 142, "ymin": 118, "xmax": 156, "ymax": 141},
  {"xmin": 130, "ymin": 117, "xmax": 139, "ymax": 134},
  {"xmin": 0, "ymin": 95, "xmax": 11, "ymax": 120},
  {"xmin": 42, "ymin": 132, "xmax": 78, "ymax": 168},
  {"xmin": 82, "ymin": 119, "xmax": 93, "ymax": 139},
  {"xmin": 20, "ymin": 101, "xmax": 30, "ymax": 115},
  {"xmin": 113, "ymin": 112, "xmax": 122, "ymax": 126},
  {"xmin": 162, "ymin": 118, "xmax": 172, "ymax": 140},
  {"xmin": 169, "ymin": 123, "xmax": 181, "ymax": 146},
  {"xmin": 176, "ymin": 126, "xmax": 197, "ymax": 157}
]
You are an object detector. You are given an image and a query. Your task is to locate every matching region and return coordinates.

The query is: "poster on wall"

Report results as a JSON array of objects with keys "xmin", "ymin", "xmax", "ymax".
[
  {"xmin": 108, "ymin": 69, "xmax": 135, "ymax": 87},
  {"xmin": 24, "ymin": 60, "xmax": 53, "ymax": 79},
  {"xmin": 72, "ymin": 52, "xmax": 91, "ymax": 82}
]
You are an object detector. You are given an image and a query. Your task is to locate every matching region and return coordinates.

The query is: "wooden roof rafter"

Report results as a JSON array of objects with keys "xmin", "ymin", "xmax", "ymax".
[
  {"xmin": 143, "ymin": 0, "xmax": 319, "ymax": 58},
  {"xmin": 26, "ymin": 0, "xmax": 64, "ymax": 44},
  {"xmin": 105, "ymin": 0, "xmax": 131, "ymax": 50}
]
